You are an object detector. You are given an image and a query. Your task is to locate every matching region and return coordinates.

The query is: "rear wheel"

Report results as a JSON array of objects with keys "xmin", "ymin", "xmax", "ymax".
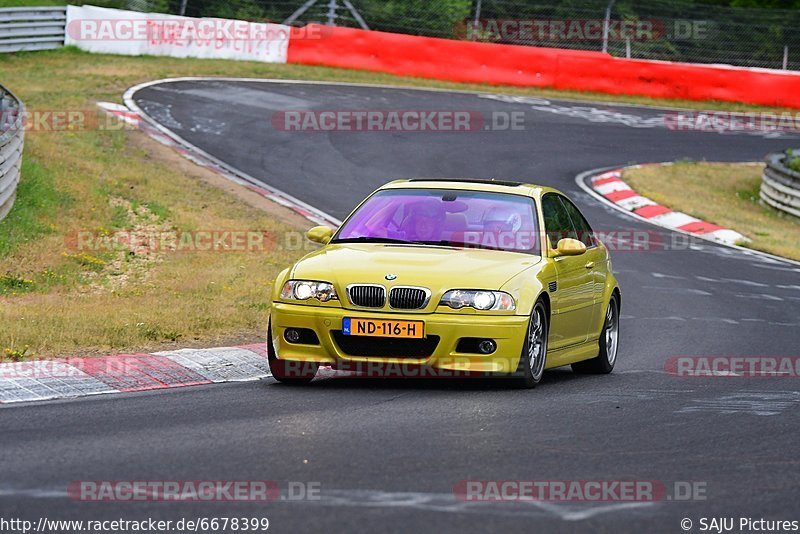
[
  {"xmin": 267, "ymin": 321, "xmax": 318, "ymax": 385},
  {"xmin": 572, "ymin": 293, "xmax": 619, "ymax": 374},
  {"xmin": 512, "ymin": 300, "xmax": 548, "ymax": 388}
]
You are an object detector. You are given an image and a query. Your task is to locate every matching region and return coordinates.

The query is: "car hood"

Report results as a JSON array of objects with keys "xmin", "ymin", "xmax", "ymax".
[{"xmin": 291, "ymin": 243, "xmax": 541, "ymax": 305}]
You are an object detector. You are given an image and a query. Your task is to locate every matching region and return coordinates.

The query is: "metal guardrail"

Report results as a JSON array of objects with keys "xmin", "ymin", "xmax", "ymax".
[
  {"xmin": 0, "ymin": 84, "xmax": 24, "ymax": 223},
  {"xmin": 762, "ymin": 153, "xmax": 800, "ymax": 219},
  {"xmin": 0, "ymin": 6, "xmax": 66, "ymax": 53}
]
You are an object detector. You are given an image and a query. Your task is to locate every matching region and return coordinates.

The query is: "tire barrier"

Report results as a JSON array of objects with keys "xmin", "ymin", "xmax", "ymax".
[
  {"xmin": 762, "ymin": 152, "xmax": 800, "ymax": 218},
  {"xmin": 0, "ymin": 83, "xmax": 23, "ymax": 223}
]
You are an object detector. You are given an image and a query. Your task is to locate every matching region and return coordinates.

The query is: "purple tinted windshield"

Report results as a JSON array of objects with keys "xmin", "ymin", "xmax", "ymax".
[{"xmin": 334, "ymin": 188, "xmax": 541, "ymax": 254}]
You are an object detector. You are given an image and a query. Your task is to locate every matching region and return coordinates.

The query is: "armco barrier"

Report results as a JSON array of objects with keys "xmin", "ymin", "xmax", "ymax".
[
  {"xmin": 762, "ymin": 153, "xmax": 800, "ymax": 219},
  {"xmin": 287, "ymin": 24, "xmax": 800, "ymax": 110},
  {"xmin": 0, "ymin": 84, "xmax": 24, "ymax": 223},
  {"xmin": 0, "ymin": 6, "xmax": 66, "ymax": 53}
]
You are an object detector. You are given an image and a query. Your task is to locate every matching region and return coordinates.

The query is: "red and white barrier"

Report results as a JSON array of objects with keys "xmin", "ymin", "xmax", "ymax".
[
  {"xmin": 287, "ymin": 24, "xmax": 800, "ymax": 109},
  {"xmin": 65, "ymin": 5, "xmax": 800, "ymax": 108}
]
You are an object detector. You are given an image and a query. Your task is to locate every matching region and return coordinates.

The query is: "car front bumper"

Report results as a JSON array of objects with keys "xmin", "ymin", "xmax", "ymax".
[{"xmin": 270, "ymin": 302, "xmax": 529, "ymax": 374}]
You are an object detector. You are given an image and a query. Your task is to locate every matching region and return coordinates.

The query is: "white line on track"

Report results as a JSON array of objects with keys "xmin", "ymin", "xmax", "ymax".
[
  {"xmin": 0, "ymin": 486, "xmax": 654, "ymax": 521},
  {"xmin": 641, "ymin": 286, "xmax": 713, "ymax": 296}
]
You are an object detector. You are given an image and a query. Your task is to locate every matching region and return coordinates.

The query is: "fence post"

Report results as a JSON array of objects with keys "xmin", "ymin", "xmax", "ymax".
[
  {"xmin": 625, "ymin": 37, "xmax": 631, "ymax": 58},
  {"xmin": 473, "ymin": 0, "xmax": 482, "ymax": 26},
  {"xmin": 783, "ymin": 46, "xmax": 789, "ymax": 70},
  {"xmin": 602, "ymin": 0, "xmax": 616, "ymax": 53},
  {"xmin": 341, "ymin": 0, "xmax": 369, "ymax": 30},
  {"xmin": 326, "ymin": 0, "xmax": 337, "ymax": 26},
  {"xmin": 283, "ymin": 0, "xmax": 318, "ymax": 25}
]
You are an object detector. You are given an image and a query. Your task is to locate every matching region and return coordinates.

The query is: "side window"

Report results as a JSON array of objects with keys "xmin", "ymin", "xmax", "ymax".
[
  {"xmin": 541, "ymin": 194, "xmax": 577, "ymax": 249},
  {"xmin": 561, "ymin": 197, "xmax": 596, "ymax": 248}
]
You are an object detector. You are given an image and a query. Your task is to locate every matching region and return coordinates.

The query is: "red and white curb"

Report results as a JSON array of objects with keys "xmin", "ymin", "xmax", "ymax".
[
  {"xmin": 97, "ymin": 101, "xmax": 341, "ymax": 228},
  {"xmin": 0, "ymin": 344, "xmax": 273, "ymax": 404},
  {"xmin": 586, "ymin": 166, "xmax": 748, "ymax": 246}
]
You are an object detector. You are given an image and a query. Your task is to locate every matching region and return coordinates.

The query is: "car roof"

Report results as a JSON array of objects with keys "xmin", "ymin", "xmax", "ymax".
[{"xmin": 380, "ymin": 178, "xmax": 565, "ymax": 198}]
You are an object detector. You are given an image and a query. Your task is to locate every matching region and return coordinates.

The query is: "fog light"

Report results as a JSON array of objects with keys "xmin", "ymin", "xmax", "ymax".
[
  {"xmin": 478, "ymin": 340, "xmax": 497, "ymax": 354},
  {"xmin": 284, "ymin": 328, "xmax": 301, "ymax": 343}
]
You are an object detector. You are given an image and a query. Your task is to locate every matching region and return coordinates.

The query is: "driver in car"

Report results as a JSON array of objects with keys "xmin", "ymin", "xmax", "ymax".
[{"xmin": 402, "ymin": 201, "xmax": 445, "ymax": 242}]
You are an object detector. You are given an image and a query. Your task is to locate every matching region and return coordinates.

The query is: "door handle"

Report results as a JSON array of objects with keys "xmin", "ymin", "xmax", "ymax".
[{"xmin": 584, "ymin": 261, "xmax": 594, "ymax": 269}]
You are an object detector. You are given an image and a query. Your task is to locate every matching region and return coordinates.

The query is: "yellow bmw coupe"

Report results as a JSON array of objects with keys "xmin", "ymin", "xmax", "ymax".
[{"xmin": 268, "ymin": 179, "xmax": 620, "ymax": 388}]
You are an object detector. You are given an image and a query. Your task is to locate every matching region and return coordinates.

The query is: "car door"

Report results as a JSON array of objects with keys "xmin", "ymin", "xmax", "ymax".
[
  {"xmin": 561, "ymin": 196, "xmax": 608, "ymax": 340},
  {"xmin": 541, "ymin": 193, "xmax": 595, "ymax": 349}
]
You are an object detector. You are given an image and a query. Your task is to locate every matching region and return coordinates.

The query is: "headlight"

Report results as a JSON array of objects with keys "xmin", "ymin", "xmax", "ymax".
[
  {"xmin": 440, "ymin": 290, "xmax": 516, "ymax": 311},
  {"xmin": 280, "ymin": 280, "xmax": 339, "ymax": 302}
]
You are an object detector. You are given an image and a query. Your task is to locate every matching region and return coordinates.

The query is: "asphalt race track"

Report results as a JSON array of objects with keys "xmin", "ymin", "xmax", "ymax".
[{"xmin": 2, "ymin": 80, "xmax": 799, "ymax": 533}]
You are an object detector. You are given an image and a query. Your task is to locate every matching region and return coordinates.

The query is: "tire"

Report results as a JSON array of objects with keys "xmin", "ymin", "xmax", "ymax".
[
  {"xmin": 512, "ymin": 299, "xmax": 549, "ymax": 389},
  {"xmin": 572, "ymin": 293, "xmax": 619, "ymax": 375},
  {"xmin": 267, "ymin": 321, "xmax": 318, "ymax": 385}
]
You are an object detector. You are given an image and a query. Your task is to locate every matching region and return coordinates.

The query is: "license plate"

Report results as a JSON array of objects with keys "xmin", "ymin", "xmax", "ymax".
[{"xmin": 342, "ymin": 318, "xmax": 424, "ymax": 339}]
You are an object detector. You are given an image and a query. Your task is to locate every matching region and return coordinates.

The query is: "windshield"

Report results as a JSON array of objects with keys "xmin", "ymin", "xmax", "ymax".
[{"xmin": 333, "ymin": 188, "xmax": 541, "ymax": 254}]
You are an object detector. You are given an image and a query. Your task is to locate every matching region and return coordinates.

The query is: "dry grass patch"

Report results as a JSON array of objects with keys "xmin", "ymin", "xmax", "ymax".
[
  {"xmin": 0, "ymin": 125, "xmax": 312, "ymax": 357},
  {"xmin": 623, "ymin": 162, "xmax": 800, "ymax": 261},
  {"xmin": 0, "ymin": 71, "xmax": 318, "ymax": 358}
]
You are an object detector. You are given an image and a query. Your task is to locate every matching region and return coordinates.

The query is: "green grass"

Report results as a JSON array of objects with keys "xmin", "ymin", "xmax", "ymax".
[
  {"xmin": 109, "ymin": 203, "xmax": 130, "ymax": 229},
  {"xmin": 0, "ymin": 157, "xmax": 67, "ymax": 258},
  {"xmin": 143, "ymin": 201, "xmax": 170, "ymax": 221},
  {"xmin": 0, "ymin": 272, "xmax": 34, "ymax": 293},
  {"xmin": 787, "ymin": 151, "xmax": 800, "ymax": 173}
]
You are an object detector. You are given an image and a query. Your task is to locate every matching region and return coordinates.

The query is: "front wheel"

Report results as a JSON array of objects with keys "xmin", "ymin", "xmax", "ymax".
[
  {"xmin": 512, "ymin": 300, "xmax": 549, "ymax": 389},
  {"xmin": 267, "ymin": 321, "xmax": 318, "ymax": 385},
  {"xmin": 572, "ymin": 293, "xmax": 619, "ymax": 375}
]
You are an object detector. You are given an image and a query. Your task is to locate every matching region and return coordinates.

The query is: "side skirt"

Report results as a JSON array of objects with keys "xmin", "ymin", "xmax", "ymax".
[{"xmin": 545, "ymin": 338, "xmax": 599, "ymax": 369}]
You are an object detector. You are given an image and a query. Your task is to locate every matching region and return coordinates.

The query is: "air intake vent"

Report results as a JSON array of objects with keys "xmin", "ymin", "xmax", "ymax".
[
  {"xmin": 332, "ymin": 331, "xmax": 440, "ymax": 358},
  {"xmin": 347, "ymin": 285, "xmax": 386, "ymax": 308},
  {"xmin": 389, "ymin": 287, "xmax": 429, "ymax": 309},
  {"xmin": 548, "ymin": 281, "xmax": 557, "ymax": 293}
]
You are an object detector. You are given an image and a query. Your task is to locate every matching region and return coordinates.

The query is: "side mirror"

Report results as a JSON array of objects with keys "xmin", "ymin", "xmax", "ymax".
[
  {"xmin": 306, "ymin": 225, "xmax": 333, "ymax": 245},
  {"xmin": 554, "ymin": 238, "xmax": 587, "ymax": 257}
]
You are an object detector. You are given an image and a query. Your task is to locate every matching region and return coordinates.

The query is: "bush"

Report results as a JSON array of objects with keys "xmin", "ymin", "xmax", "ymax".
[
  {"xmin": 786, "ymin": 150, "xmax": 800, "ymax": 172},
  {"xmin": 357, "ymin": 0, "xmax": 473, "ymax": 37}
]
